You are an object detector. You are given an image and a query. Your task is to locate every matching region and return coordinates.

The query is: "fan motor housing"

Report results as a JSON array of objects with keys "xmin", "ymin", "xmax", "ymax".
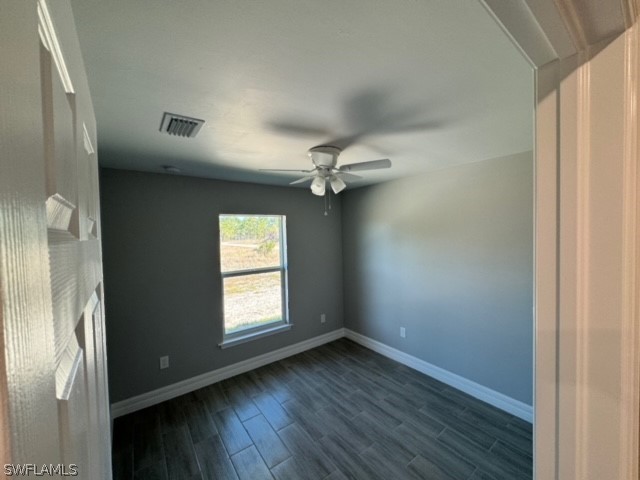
[{"xmin": 308, "ymin": 145, "xmax": 341, "ymax": 168}]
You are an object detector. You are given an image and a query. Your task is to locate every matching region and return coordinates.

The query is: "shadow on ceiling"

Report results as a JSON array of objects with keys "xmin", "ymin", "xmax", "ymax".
[{"xmin": 265, "ymin": 87, "xmax": 449, "ymax": 153}]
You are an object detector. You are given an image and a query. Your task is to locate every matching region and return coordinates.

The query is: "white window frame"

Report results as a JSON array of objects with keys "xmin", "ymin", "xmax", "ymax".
[{"xmin": 218, "ymin": 214, "xmax": 290, "ymax": 348}]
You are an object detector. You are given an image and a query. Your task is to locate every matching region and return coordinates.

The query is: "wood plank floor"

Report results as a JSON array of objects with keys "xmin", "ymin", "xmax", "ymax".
[{"xmin": 112, "ymin": 338, "xmax": 532, "ymax": 480}]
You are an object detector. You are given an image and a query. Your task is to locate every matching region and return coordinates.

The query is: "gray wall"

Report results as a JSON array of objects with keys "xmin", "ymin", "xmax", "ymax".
[
  {"xmin": 100, "ymin": 169, "xmax": 343, "ymax": 403},
  {"xmin": 341, "ymin": 152, "xmax": 533, "ymax": 404}
]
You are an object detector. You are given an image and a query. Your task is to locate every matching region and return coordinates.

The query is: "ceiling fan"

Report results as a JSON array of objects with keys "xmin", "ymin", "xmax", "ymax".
[{"xmin": 261, "ymin": 145, "xmax": 392, "ymax": 197}]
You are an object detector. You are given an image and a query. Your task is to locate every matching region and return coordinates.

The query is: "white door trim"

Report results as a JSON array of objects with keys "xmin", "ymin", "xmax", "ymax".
[
  {"xmin": 483, "ymin": 1, "xmax": 640, "ymax": 478},
  {"xmin": 532, "ymin": 57, "xmax": 560, "ymax": 479},
  {"xmin": 619, "ymin": 21, "xmax": 640, "ymax": 480}
]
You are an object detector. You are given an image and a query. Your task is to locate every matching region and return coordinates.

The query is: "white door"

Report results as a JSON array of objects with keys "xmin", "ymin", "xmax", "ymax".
[{"xmin": 0, "ymin": 0, "xmax": 112, "ymax": 477}]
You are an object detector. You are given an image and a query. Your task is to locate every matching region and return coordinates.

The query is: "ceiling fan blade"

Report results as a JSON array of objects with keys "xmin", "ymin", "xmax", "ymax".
[
  {"xmin": 259, "ymin": 168, "xmax": 314, "ymax": 173},
  {"xmin": 339, "ymin": 158, "xmax": 391, "ymax": 172},
  {"xmin": 289, "ymin": 176, "xmax": 315, "ymax": 185},
  {"xmin": 334, "ymin": 171, "xmax": 363, "ymax": 182}
]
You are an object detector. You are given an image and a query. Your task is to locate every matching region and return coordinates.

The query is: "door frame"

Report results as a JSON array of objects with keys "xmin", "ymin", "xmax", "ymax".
[{"xmin": 482, "ymin": 0, "xmax": 640, "ymax": 478}]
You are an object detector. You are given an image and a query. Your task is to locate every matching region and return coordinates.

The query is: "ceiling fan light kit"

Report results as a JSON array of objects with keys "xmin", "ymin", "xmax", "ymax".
[
  {"xmin": 329, "ymin": 175, "xmax": 346, "ymax": 194},
  {"xmin": 311, "ymin": 176, "xmax": 326, "ymax": 196},
  {"xmin": 262, "ymin": 145, "xmax": 391, "ymax": 193},
  {"xmin": 260, "ymin": 144, "xmax": 392, "ymax": 213}
]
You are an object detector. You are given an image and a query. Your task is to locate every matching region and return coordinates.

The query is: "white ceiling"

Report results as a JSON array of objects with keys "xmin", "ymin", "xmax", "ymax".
[{"xmin": 70, "ymin": 0, "xmax": 533, "ymax": 188}]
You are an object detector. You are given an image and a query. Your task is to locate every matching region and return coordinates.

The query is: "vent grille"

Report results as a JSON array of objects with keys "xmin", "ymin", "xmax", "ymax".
[{"xmin": 159, "ymin": 112, "xmax": 205, "ymax": 138}]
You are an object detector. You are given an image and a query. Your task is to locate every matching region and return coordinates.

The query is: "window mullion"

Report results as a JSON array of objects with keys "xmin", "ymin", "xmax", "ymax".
[{"xmin": 222, "ymin": 265, "xmax": 282, "ymax": 279}]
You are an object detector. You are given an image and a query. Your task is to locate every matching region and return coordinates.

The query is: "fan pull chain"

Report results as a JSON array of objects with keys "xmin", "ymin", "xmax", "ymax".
[{"xmin": 324, "ymin": 190, "xmax": 329, "ymax": 216}]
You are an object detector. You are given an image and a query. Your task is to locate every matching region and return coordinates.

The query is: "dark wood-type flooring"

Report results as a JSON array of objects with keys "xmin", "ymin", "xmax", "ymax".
[{"xmin": 112, "ymin": 338, "xmax": 532, "ymax": 480}]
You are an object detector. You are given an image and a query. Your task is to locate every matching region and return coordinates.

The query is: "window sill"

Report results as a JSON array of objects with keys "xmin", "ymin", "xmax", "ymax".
[{"xmin": 218, "ymin": 323, "xmax": 292, "ymax": 349}]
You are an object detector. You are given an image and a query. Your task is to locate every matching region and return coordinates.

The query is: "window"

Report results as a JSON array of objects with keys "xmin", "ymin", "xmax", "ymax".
[{"xmin": 218, "ymin": 214, "xmax": 289, "ymax": 347}]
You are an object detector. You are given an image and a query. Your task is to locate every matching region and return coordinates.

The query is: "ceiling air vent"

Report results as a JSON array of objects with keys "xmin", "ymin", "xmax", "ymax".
[{"xmin": 159, "ymin": 112, "xmax": 205, "ymax": 138}]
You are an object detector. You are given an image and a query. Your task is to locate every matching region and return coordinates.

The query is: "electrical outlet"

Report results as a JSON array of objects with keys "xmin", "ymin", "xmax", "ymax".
[
  {"xmin": 400, "ymin": 327, "xmax": 406, "ymax": 338},
  {"xmin": 160, "ymin": 355, "xmax": 169, "ymax": 369},
  {"xmin": 320, "ymin": 313, "xmax": 326, "ymax": 324}
]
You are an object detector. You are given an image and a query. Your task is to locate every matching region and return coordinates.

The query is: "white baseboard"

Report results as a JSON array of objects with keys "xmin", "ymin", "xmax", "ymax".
[
  {"xmin": 110, "ymin": 328, "xmax": 345, "ymax": 418},
  {"xmin": 111, "ymin": 326, "xmax": 533, "ymax": 424},
  {"xmin": 344, "ymin": 329, "xmax": 533, "ymax": 423}
]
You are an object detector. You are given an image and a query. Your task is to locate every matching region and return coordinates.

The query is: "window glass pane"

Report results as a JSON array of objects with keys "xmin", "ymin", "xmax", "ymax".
[
  {"xmin": 219, "ymin": 215, "xmax": 281, "ymax": 272},
  {"xmin": 223, "ymin": 271, "xmax": 283, "ymax": 334}
]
